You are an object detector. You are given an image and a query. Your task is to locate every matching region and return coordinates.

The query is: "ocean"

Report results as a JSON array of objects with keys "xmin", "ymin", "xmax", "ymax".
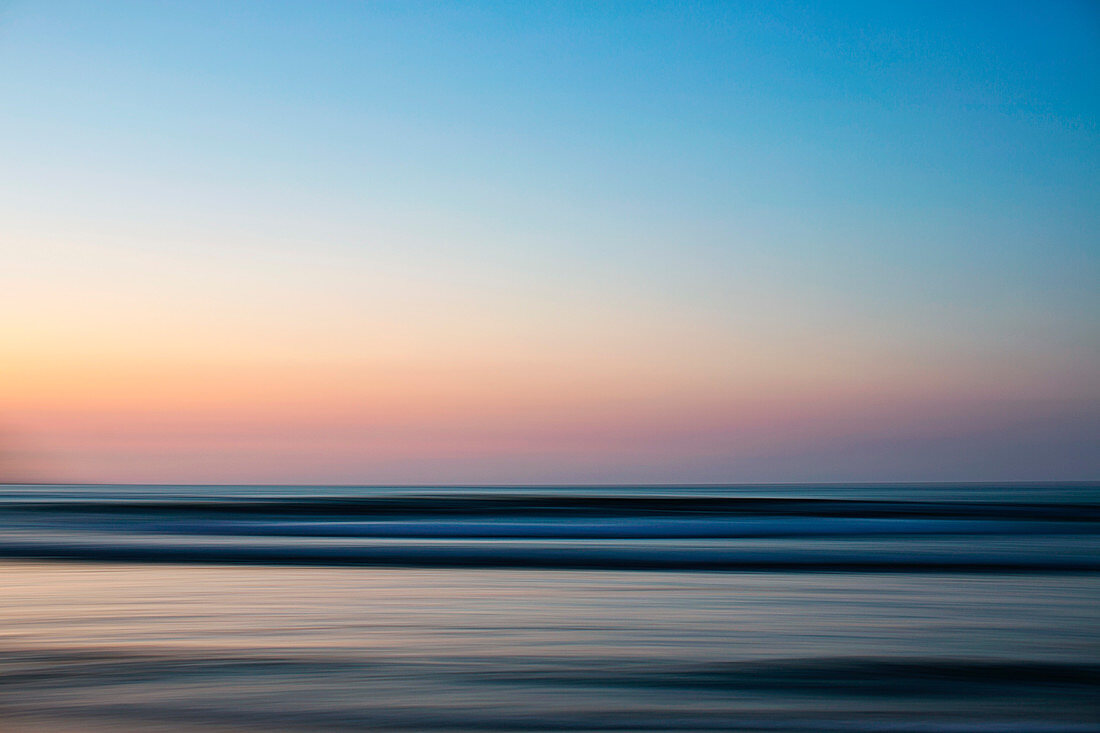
[{"xmin": 0, "ymin": 483, "xmax": 1097, "ymax": 731}]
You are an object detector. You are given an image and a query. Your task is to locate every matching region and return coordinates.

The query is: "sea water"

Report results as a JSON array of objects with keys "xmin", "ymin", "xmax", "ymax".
[{"xmin": 0, "ymin": 483, "xmax": 1097, "ymax": 731}]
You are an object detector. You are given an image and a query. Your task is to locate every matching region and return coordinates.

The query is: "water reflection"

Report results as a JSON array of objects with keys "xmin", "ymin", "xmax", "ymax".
[{"xmin": 1, "ymin": 563, "xmax": 1097, "ymax": 731}]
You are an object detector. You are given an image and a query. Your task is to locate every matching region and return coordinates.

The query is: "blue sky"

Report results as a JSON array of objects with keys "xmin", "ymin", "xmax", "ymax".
[{"xmin": 2, "ymin": 1, "xmax": 1098, "ymax": 482}]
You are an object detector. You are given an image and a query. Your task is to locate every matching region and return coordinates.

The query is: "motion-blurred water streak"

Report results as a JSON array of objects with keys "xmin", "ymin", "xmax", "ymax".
[{"xmin": 0, "ymin": 483, "xmax": 1097, "ymax": 731}]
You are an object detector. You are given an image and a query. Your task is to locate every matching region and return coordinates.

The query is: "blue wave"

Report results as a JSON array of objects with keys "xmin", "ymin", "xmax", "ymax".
[{"xmin": 1, "ymin": 482, "xmax": 1097, "ymax": 570}]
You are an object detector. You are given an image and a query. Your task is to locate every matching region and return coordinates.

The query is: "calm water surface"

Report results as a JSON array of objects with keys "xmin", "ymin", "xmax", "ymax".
[{"xmin": 0, "ymin": 483, "xmax": 1097, "ymax": 731}]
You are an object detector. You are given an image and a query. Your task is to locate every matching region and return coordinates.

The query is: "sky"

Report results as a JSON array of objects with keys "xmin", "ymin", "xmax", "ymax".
[{"xmin": 2, "ymin": 0, "xmax": 1098, "ymax": 484}]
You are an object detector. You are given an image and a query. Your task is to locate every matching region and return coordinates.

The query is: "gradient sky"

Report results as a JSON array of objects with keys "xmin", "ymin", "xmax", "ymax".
[{"xmin": 2, "ymin": 0, "xmax": 1098, "ymax": 484}]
